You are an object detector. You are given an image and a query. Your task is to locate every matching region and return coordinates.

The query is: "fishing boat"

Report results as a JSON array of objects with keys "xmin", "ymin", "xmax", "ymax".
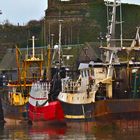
[
  {"xmin": 1, "ymin": 36, "xmax": 45, "ymax": 120},
  {"xmin": 58, "ymin": 0, "xmax": 140, "ymax": 121},
  {"xmin": 28, "ymin": 81, "xmax": 65, "ymax": 124},
  {"xmin": 28, "ymin": 20, "xmax": 66, "ymax": 124},
  {"xmin": 58, "ymin": 61, "xmax": 105, "ymax": 120}
]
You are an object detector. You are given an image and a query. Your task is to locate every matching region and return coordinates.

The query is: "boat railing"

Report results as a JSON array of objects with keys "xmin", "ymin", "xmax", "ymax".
[
  {"xmin": 31, "ymin": 81, "xmax": 51, "ymax": 97},
  {"xmin": 25, "ymin": 54, "xmax": 44, "ymax": 61},
  {"xmin": 62, "ymin": 79, "xmax": 80, "ymax": 93}
]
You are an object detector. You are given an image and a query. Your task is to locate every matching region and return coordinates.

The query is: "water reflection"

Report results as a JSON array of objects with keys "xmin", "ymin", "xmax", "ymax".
[
  {"xmin": 91, "ymin": 119, "xmax": 140, "ymax": 140},
  {"xmin": 0, "ymin": 121, "xmax": 67, "ymax": 140},
  {"xmin": 29, "ymin": 122, "xmax": 67, "ymax": 140},
  {"xmin": 0, "ymin": 119, "xmax": 140, "ymax": 140},
  {"xmin": 0, "ymin": 123, "xmax": 4, "ymax": 138}
]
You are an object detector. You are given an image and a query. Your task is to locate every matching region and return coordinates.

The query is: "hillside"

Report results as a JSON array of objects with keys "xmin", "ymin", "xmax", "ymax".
[{"xmin": 0, "ymin": 20, "xmax": 43, "ymax": 60}]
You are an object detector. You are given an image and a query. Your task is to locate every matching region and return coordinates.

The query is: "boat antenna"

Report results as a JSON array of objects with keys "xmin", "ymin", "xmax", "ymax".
[
  {"xmin": 29, "ymin": 36, "xmax": 37, "ymax": 59},
  {"xmin": 32, "ymin": 36, "xmax": 35, "ymax": 59}
]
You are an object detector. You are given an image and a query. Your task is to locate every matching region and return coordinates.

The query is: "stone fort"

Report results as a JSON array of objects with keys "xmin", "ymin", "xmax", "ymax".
[
  {"xmin": 48, "ymin": 0, "xmax": 92, "ymax": 8},
  {"xmin": 44, "ymin": 0, "xmax": 103, "ymax": 45}
]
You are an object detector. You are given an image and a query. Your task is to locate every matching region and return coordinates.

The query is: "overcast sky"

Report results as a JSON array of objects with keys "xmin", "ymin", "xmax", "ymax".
[
  {"xmin": 0, "ymin": 0, "xmax": 47, "ymax": 25},
  {"xmin": 0, "ymin": 0, "xmax": 139, "ymax": 25}
]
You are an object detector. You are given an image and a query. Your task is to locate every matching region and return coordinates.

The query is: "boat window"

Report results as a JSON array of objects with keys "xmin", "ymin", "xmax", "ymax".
[
  {"xmin": 81, "ymin": 71, "xmax": 84, "ymax": 78},
  {"xmin": 85, "ymin": 70, "xmax": 87, "ymax": 77},
  {"xmin": 90, "ymin": 69, "xmax": 94, "ymax": 76},
  {"xmin": 87, "ymin": 70, "xmax": 90, "ymax": 77}
]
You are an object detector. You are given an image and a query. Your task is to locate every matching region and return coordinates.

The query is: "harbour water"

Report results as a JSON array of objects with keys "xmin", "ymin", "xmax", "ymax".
[{"xmin": 1, "ymin": 119, "xmax": 140, "ymax": 140}]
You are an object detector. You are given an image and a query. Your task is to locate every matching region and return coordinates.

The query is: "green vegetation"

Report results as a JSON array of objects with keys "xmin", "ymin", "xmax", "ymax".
[{"xmin": 0, "ymin": 20, "xmax": 43, "ymax": 48}]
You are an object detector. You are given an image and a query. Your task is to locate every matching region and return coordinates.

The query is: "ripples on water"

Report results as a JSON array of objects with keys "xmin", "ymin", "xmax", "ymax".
[{"xmin": 1, "ymin": 119, "xmax": 140, "ymax": 140}]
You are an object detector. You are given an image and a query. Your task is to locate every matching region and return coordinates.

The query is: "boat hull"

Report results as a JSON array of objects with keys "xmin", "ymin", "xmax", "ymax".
[
  {"xmin": 59, "ymin": 101, "xmax": 94, "ymax": 121},
  {"xmin": 28, "ymin": 101, "xmax": 65, "ymax": 123},
  {"xmin": 60, "ymin": 99, "xmax": 140, "ymax": 121},
  {"xmin": 93, "ymin": 99, "xmax": 140, "ymax": 120},
  {"xmin": 1, "ymin": 90, "xmax": 28, "ymax": 120}
]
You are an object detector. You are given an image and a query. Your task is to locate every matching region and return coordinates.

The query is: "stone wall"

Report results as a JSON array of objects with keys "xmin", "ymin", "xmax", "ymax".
[
  {"xmin": 48, "ymin": 0, "xmax": 92, "ymax": 9},
  {"xmin": 45, "ymin": 0, "xmax": 91, "ymax": 45}
]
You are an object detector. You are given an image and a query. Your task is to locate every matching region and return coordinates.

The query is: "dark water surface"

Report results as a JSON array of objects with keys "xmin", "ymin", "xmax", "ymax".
[{"xmin": 1, "ymin": 119, "xmax": 140, "ymax": 140}]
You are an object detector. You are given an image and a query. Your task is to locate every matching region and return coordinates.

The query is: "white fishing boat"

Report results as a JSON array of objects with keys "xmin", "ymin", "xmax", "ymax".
[{"xmin": 58, "ymin": 0, "xmax": 140, "ymax": 121}]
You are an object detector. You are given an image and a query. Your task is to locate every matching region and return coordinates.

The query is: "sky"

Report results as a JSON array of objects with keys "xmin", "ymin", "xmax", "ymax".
[
  {"xmin": 0, "ymin": 0, "xmax": 139, "ymax": 25},
  {"xmin": 0, "ymin": 0, "xmax": 47, "ymax": 25}
]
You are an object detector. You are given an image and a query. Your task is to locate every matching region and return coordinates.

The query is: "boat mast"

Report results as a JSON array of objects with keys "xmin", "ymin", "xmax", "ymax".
[
  {"xmin": 105, "ymin": 0, "xmax": 122, "ymax": 78},
  {"xmin": 32, "ymin": 36, "xmax": 35, "ymax": 59},
  {"xmin": 15, "ymin": 46, "xmax": 21, "ymax": 84}
]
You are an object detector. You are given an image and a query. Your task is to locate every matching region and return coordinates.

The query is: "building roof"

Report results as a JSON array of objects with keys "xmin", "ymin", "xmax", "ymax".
[
  {"xmin": 0, "ymin": 49, "xmax": 17, "ymax": 71},
  {"xmin": 0, "ymin": 46, "xmax": 47, "ymax": 72},
  {"xmin": 78, "ymin": 42, "xmax": 101, "ymax": 63},
  {"xmin": 78, "ymin": 63, "xmax": 89, "ymax": 70}
]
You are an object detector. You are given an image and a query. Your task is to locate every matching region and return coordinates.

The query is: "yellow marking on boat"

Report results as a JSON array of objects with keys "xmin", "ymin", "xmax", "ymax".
[
  {"xmin": 10, "ymin": 93, "xmax": 29, "ymax": 106},
  {"xmin": 8, "ymin": 84, "xmax": 32, "ymax": 87},
  {"xmin": 65, "ymin": 115, "xmax": 85, "ymax": 119}
]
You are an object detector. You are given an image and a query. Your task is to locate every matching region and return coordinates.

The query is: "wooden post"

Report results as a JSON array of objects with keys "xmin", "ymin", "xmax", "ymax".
[{"xmin": 0, "ymin": 95, "xmax": 5, "ymax": 123}]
